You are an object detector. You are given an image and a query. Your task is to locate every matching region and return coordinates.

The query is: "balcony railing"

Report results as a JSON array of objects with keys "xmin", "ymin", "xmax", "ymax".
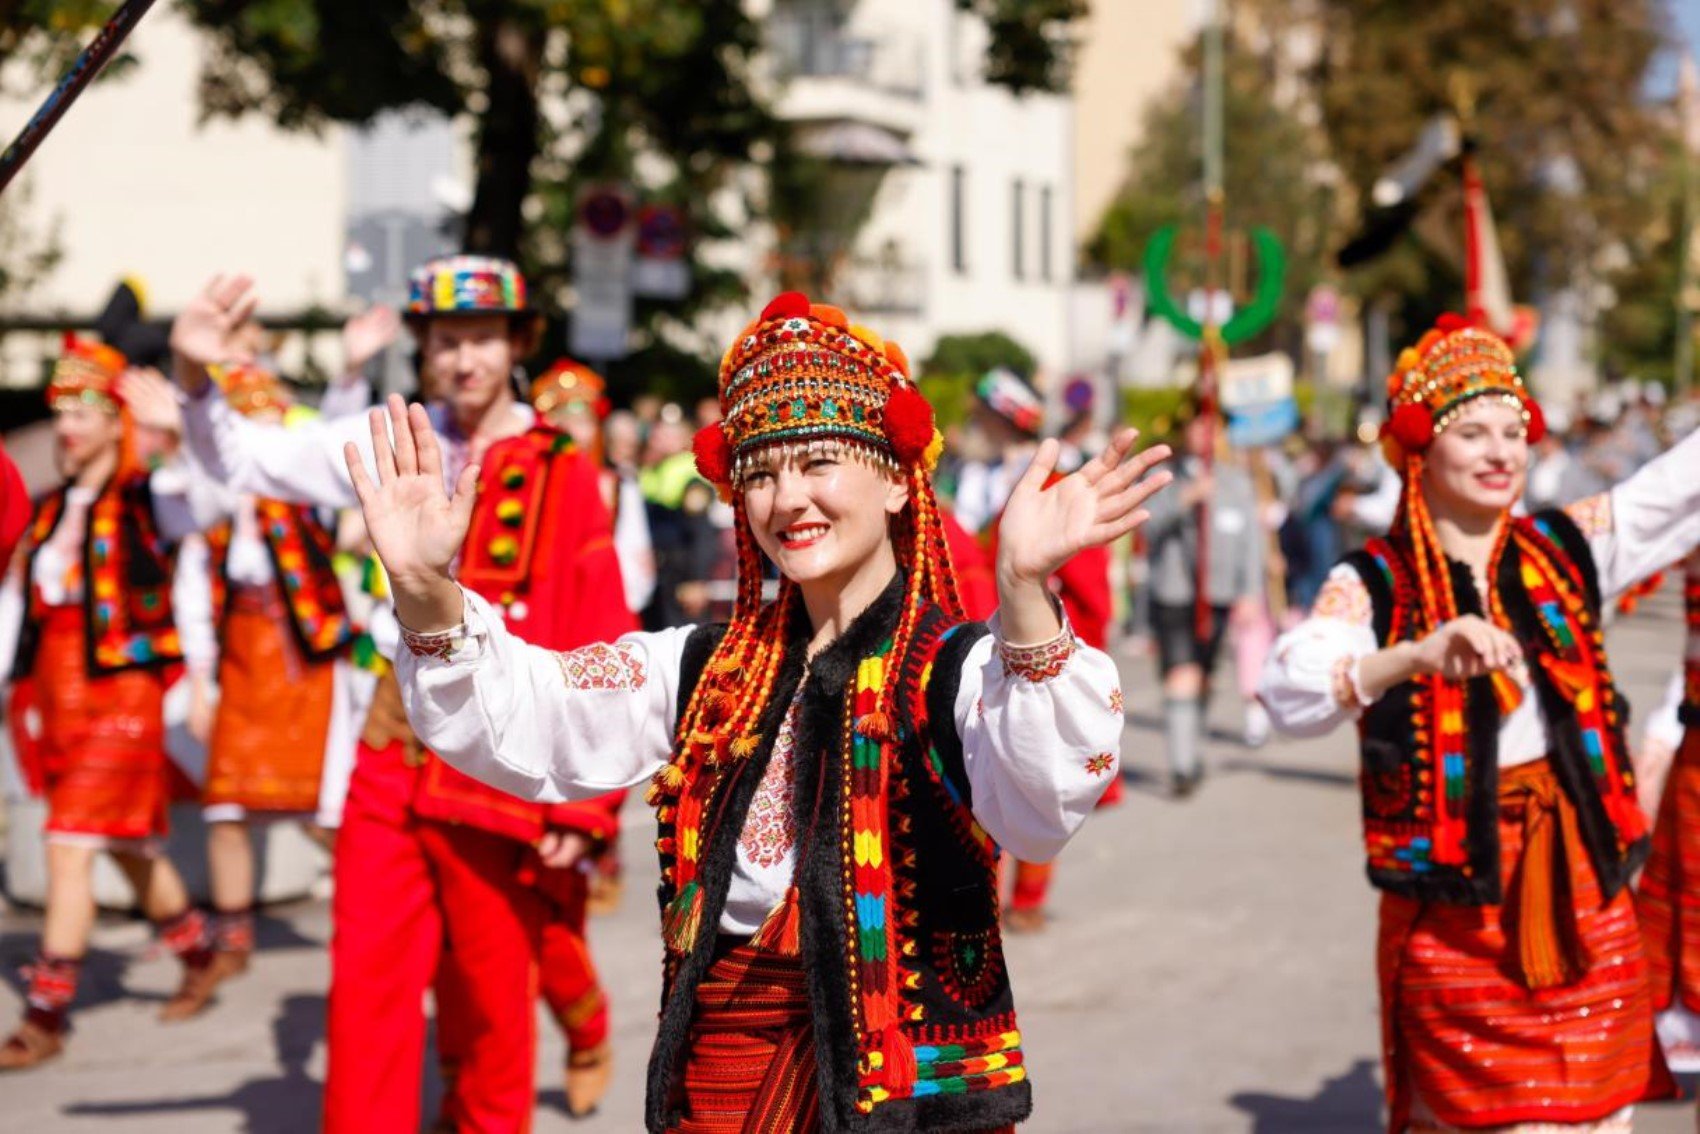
[{"xmin": 767, "ymin": 8, "xmax": 925, "ymax": 100}]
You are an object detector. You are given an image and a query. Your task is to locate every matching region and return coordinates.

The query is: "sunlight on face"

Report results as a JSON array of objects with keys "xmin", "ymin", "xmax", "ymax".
[
  {"xmin": 421, "ymin": 314, "xmax": 518, "ymax": 420},
  {"xmin": 52, "ymin": 402, "xmax": 123, "ymax": 479},
  {"xmin": 740, "ymin": 441, "xmax": 909, "ymax": 592},
  {"xmin": 1421, "ymin": 398, "xmax": 1529, "ymax": 521}
]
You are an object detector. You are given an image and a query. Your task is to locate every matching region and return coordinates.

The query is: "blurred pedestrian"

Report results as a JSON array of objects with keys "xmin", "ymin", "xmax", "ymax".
[{"xmin": 1141, "ymin": 396, "xmax": 1263, "ymax": 797}]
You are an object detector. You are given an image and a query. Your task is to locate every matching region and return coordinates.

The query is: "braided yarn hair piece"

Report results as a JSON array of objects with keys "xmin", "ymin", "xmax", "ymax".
[{"xmin": 649, "ymin": 292, "xmax": 963, "ymax": 954}]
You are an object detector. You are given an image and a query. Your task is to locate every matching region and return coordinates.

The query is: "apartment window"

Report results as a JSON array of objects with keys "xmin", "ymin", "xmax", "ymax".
[
  {"xmin": 1012, "ymin": 179, "xmax": 1026, "ymax": 281},
  {"xmin": 950, "ymin": 165, "xmax": 967, "ymax": 275},
  {"xmin": 1039, "ymin": 185, "xmax": 1053, "ymax": 282}
]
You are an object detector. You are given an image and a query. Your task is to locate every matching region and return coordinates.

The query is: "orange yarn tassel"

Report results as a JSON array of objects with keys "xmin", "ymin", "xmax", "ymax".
[
  {"xmin": 750, "ymin": 885, "xmax": 803, "ymax": 957},
  {"xmin": 730, "ymin": 735, "xmax": 761, "ymax": 760},
  {"xmin": 875, "ymin": 1026, "xmax": 918, "ymax": 1092},
  {"xmin": 855, "ymin": 711, "xmax": 896, "ymax": 742},
  {"xmin": 1490, "ymin": 670, "xmax": 1523, "ymax": 715}
]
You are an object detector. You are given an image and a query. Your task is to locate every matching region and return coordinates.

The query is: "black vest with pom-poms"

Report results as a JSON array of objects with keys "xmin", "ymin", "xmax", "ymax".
[
  {"xmin": 643, "ymin": 576, "xmax": 1033, "ymax": 1133},
  {"xmin": 1344, "ymin": 509, "xmax": 1646, "ymax": 906}
]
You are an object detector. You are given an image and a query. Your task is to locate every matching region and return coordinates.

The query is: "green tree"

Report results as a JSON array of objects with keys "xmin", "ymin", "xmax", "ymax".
[
  {"xmin": 1086, "ymin": 30, "xmax": 1336, "ymax": 351},
  {"xmin": 1254, "ymin": 0, "xmax": 1669, "ymax": 346},
  {"xmin": 171, "ymin": 0, "xmax": 1088, "ymax": 400},
  {"xmin": 919, "ymin": 329, "xmax": 1038, "ymax": 427}
]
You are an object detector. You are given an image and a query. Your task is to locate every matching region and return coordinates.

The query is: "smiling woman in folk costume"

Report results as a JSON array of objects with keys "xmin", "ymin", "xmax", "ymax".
[
  {"xmin": 358, "ymin": 292, "xmax": 1171, "ymax": 1133},
  {"xmin": 168, "ymin": 258, "xmax": 635, "ymax": 1132},
  {"xmin": 0, "ymin": 338, "xmax": 220, "ymax": 1070},
  {"xmin": 1259, "ymin": 314, "xmax": 1700, "ymax": 1133}
]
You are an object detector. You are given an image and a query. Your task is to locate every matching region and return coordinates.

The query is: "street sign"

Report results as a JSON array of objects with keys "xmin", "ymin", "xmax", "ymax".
[{"xmin": 571, "ymin": 184, "xmax": 635, "ymax": 361}]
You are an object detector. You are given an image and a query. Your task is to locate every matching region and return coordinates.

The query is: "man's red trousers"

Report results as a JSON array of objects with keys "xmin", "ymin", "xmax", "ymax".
[{"xmin": 324, "ymin": 740, "xmax": 543, "ymax": 1134}]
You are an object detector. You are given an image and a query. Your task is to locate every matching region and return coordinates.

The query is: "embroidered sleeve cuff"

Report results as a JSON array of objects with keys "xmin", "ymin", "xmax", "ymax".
[
  {"xmin": 399, "ymin": 622, "xmax": 468, "ymax": 663},
  {"xmin": 992, "ymin": 618, "xmax": 1079, "ymax": 684},
  {"xmin": 1329, "ymin": 654, "xmax": 1373, "ymax": 713}
]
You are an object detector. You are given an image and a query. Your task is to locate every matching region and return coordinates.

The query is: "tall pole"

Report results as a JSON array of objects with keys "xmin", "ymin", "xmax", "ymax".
[
  {"xmin": 1193, "ymin": 0, "xmax": 1226, "ymax": 641},
  {"xmin": 0, "ymin": 0, "xmax": 160, "ymax": 195},
  {"xmin": 1678, "ymin": 131, "xmax": 1694, "ymax": 396}
]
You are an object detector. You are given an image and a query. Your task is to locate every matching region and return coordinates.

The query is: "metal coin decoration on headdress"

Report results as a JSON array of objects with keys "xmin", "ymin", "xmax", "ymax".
[
  {"xmin": 212, "ymin": 363, "xmax": 292, "ymax": 420},
  {"xmin": 530, "ymin": 358, "xmax": 610, "ymax": 419},
  {"xmin": 1379, "ymin": 312, "xmax": 1545, "ymax": 465},
  {"xmin": 692, "ymin": 291, "xmax": 940, "ymax": 495},
  {"xmin": 47, "ymin": 333, "xmax": 126, "ymax": 414}
]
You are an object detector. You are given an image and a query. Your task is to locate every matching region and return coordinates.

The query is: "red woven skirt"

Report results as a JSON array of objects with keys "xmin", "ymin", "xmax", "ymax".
[
  {"xmin": 671, "ymin": 941, "xmax": 821, "ymax": 1134},
  {"xmin": 32, "ymin": 606, "xmax": 169, "ymax": 840},
  {"xmin": 671, "ymin": 941, "xmax": 1016, "ymax": 1133},
  {"xmin": 1377, "ymin": 758, "xmax": 1673, "ymax": 1133},
  {"xmin": 1636, "ymin": 729, "xmax": 1700, "ymax": 1014},
  {"xmin": 203, "ymin": 593, "xmax": 335, "ymax": 813}
]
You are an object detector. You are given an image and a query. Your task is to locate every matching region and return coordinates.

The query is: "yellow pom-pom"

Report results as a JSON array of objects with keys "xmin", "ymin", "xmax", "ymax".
[
  {"xmin": 922, "ymin": 428, "xmax": 945, "ymax": 474},
  {"xmin": 1396, "ymin": 348, "xmax": 1420, "ymax": 371},
  {"xmin": 848, "ymin": 323, "xmax": 885, "ymax": 353}
]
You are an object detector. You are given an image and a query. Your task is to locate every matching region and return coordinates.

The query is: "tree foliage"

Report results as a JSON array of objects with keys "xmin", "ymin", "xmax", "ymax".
[
  {"xmin": 954, "ymin": 0, "xmax": 1088, "ymax": 95},
  {"xmin": 1085, "ymin": 30, "xmax": 1336, "ymax": 350},
  {"xmin": 1254, "ymin": 0, "xmax": 1671, "ymax": 349}
]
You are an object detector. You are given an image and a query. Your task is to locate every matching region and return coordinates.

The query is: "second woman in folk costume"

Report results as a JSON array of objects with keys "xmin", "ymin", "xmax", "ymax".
[
  {"xmin": 365, "ymin": 292, "xmax": 1171, "ymax": 1133},
  {"xmin": 181, "ymin": 365, "xmax": 354, "ymax": 984},
  {"xmin": 1260, "ymin": 314, "xmax": 1700, "ymax": 1133},
  {"xmin": 0, "ymin": 339, "xmax": 219, "ymax": 1070}
]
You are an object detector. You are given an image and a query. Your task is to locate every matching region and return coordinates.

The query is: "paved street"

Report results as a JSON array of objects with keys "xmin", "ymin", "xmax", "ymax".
[{"xmin": 0, "ymin": 588, "xmax": 1694, "ymax": 1132}]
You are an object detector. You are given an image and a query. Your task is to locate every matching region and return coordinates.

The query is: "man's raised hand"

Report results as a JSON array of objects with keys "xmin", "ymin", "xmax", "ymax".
[{"xmin": 344, "ymin": 395, "xmax": 477, "ymax": 630}]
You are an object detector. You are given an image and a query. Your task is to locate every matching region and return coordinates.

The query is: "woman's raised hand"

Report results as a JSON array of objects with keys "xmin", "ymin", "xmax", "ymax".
[
  {"xmin": 1410, "ymin": 615, "xmax": 1524, "ymax": 682},
  {"xmin": 996, "ymin": 427, "xmax": 1172, "ymax": 589},
  {"xmin": 117, "ymin": 368, "xmax": 185, "ymax": 437},
  {"xmin": 344, "ymin": 395, "xmax": 478, "ymax": 626}
]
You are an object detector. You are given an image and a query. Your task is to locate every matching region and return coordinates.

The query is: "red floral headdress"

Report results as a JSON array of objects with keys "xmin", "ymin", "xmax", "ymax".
[{"xmin": 670, "ymin": 292, "xmax": 961, "ymax": 772}]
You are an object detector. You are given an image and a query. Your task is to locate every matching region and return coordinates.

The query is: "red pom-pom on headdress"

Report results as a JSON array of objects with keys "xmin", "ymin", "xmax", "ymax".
[
  {"xmin": 1434, "ymin": 312, "xmax": 1473, "ymax": 334},
  {"xmin": 693, "ymin": 422, "xmax": 733, "ymax": 486},
  {"xmin": 1386, "ymin": 403, "xmax": 1435, "ymax": 451},
  {"xmin": 1525, "ymin": 399, "xmax": 1547, "ymax": 444},
  {"xmin": 760, "ymin": 292, "xmax": 811, "ymax": 322},
  {"xmin": 883, "ymin": 384, "xmax": 935, "ymax": 466}
]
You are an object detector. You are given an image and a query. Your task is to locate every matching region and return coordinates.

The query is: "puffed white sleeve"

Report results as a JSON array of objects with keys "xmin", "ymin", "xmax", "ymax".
[
  {"xmin": 393, "ymin": 587, "xmax": 692, "ymax": 802},
  {"xmin": 181, "ymin": 384, "xmax": 373, "ymax": 509},
  {"xmin": 950, "ymin": 617, "xmax": 1125, "ymax": 863},
  {"xmin": 1258, "ymin": 564, "xmax": 1380, "ymax": 738},
  {"xmin": 171, "ymin": 534, "xmax": 218, "ymax": 678},
  {"xmin": 1571, "ymin": 426, "xmax": 1700, "ymax": 599}
]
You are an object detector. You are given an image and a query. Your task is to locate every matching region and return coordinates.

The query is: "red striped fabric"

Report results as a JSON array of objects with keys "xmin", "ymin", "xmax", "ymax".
[
  {"xmin": 1378, "ymin": 759, "xmax": 1673, "ymax": 1133},
  {"xmin": 1637, "ymin": 730, "xmax": 1700, "ymax": 1013}
]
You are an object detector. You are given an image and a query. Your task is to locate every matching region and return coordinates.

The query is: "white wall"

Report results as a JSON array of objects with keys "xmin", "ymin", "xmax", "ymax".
[
  {"xmin": 0, "ymin": 7, "xmax": 345, "ymax": 319},
  {"xmin": 821, "ymin": 0, "xmax": 1075, "ymax": 379}
]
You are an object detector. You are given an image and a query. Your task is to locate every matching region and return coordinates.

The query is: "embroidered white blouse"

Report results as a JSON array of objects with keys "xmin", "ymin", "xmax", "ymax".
[
  {"xmin": 1259, "ymin": 427, "xmax": 1700, "ymax": 765},
  {"xmin": 393, "ymin": 588, "xmax": 1126, "ymax": 934}
]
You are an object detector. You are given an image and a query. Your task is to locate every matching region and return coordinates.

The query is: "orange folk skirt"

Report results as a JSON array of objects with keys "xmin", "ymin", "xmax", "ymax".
[
  {"xmin": 202, "ymin": 592, "xmax": 336, "ymax": 814},
  {"xmin": 1377, "ymin": 759, "xmax": 1672, "ymax": 1133},
  {"xmin": 1636, "ymin": 729, "xmax": 1700, "ymax": 1014},
  {"xmin": 32, "ymin": 605, "xmax": 170, "ymax": 841}
]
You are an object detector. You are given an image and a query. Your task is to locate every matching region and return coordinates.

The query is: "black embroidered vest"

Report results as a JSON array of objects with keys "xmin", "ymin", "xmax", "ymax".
[
  {"xmin": 13, "ymin": 474, "xmax": 182, "ymax": 679},
  {"xmin": 645, "ymin": 581, "xmax": 1032, "ymax": 1134},
  {"xmin": 206, "ymin": 499, "xmax": 354, "ymax": 663},
  {"xmin": 1343, "ymin": 509, "xmax": 1646, "ymax": 905}
]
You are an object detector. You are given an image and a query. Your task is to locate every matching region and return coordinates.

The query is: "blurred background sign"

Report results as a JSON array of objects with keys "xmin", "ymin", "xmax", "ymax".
[{"xmin": 570, "ymin": 184, "xmax": 635, "ymax": 361}]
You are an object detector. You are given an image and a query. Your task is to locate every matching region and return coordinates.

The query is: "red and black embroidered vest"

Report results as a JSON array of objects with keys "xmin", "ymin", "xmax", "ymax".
[
  {"xmin": 206, "ymin": 498, "xmax": 353, "ymax": 662},
  {"xmin": 1681, "ymin": 555, "xmax": 1700, "ymax": 729},
  {"xmin": 14, "ymin": 474, "xmax": 182, "ymax": 678},
  {"xmin": 1343, "ymin": 509, "xmax": 1647, "ymax": 906},
  {"xmin": 643, "ymin": 580, "xmax": 1031, "ymax": 1134}
]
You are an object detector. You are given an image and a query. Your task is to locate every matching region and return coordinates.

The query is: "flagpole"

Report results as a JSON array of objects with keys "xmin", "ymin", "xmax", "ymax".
[
  {"xmin": 0, "ymin": 0, "xmax": 160, "ymax": 195},
  {"xmin": 1193, "ymin": 0, "xmax": 1225, "ymax": 643},
  {"xmin": 1678, "ymin": 125, "xmax": 1694, "ymax": 396}
]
